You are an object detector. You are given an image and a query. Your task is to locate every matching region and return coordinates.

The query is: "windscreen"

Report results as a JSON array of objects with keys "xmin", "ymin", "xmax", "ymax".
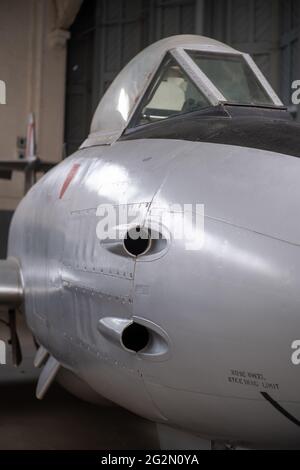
[
  {"xmin": 130, "ymin": 54, "xmax": 210, "ymax": 127},
  {"xmin": 187, "ymin": 51, "xmax": 274, "ymax": 106}
]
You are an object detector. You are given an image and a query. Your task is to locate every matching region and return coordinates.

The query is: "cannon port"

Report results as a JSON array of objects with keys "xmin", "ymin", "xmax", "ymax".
[
  {"xmin": 121, "ymin": 323, "xmax": 150, "ymax": 353},
  {"xmin": 123, "ymin": 226, "xmax": 151, "ymax": 257}
]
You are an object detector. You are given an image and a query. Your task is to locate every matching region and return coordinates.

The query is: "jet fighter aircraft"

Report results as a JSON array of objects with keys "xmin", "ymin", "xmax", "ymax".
[{"xmin": 1, "ymin": 35, "xmax": 300, "ymax": 449}]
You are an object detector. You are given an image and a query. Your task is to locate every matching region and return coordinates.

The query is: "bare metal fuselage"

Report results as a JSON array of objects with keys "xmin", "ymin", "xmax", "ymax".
[{"xmin": 7, "ymin": 137, "xmax": 300, "ymax": 449}]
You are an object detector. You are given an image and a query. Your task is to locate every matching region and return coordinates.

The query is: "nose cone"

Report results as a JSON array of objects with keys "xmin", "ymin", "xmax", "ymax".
[
  {"xmin": 155, "ymin": 140, "xmax": 300, "ymax": 246},
  {"xmin": 133, "ymin": 140, "xmax": 300, "ymax": 447}
]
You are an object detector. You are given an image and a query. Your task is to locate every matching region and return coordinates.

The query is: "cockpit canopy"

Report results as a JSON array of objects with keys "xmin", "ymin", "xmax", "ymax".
[{"xmin": 82, "ymin": 34, "xmax": 283, "ymax": 148}]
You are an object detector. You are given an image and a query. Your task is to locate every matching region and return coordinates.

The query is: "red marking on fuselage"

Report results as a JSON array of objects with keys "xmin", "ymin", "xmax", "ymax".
[{"xmin": 59, "ymin": 163, "xmax": 81, "ymax": 199}]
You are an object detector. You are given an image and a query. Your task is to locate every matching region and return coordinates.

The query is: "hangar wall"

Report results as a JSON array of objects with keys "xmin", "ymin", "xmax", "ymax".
[
  {"xmin": 0, "ymin": 0, "xmax": 81, "ymax": 213},
  {"xmin": 0, "ymin": 0, "xmax": 82, "ymax": 257}
]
